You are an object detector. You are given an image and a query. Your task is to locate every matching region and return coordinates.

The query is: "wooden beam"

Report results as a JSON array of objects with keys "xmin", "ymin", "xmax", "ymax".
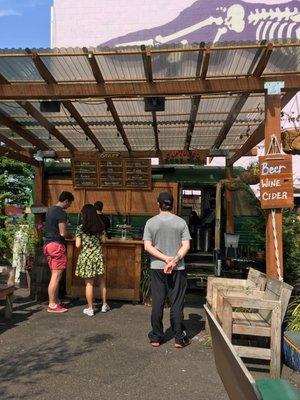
[
  {"xmin": 212, "ymin": 43, "xmax": 273, "ymax": 150},
  {"xmin": 264, "ymin": 94, "xmax": 283, "ymax": 278},
  {"xmin": 26, "ymin": 49, "xmax": 105, "ymax": 152},
  {"xmin": 141, "ymin": 45, "xmax": 160, "ymax": 153},
  {"xmin": 62, "ymin": 101, "xmax": 105, "ymax": 152},
  {"xmin": 228, "ymin": 91, "xmax": 298, "ymax": 165},
  {"xmin": 0, "ymin": 111, "xmax": 50, "ymax": 150},
  {"xmin": 1, "ymin": 75, "xmax": 300, "ymax": 100},
  {"xmin": 225, "ymin": 161, "xmax": 234, "ymax": 235},
  {"xmin": 0, "ymin": 146, "xmax": 39, "ymax": 166},
  {"xmin": 0, "ymin": 70, "xmax": 51, "ymax": 151},
  {"xmin": 18, "ymin": 101, "xmax": 77, "ymax": 153},
  {"xmin": 84, "ymin": 49, "xmax": 132, "ymax": 153},
  {"xmin": 185, "ymin": 44, "xmax": 209, "ymax": 151},
  {"xmin": 0, "ymin": 132, "xmax": 24, "ymax": 151},
  {"xmin": 55, "ymin": 149, "xmax": 209, "ymax": 159}
]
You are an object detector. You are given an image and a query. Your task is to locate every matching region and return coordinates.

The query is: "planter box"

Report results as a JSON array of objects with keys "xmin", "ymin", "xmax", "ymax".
[{"xmin": 283, "ymin": 331, "xmax": 300, "ymax": 372}]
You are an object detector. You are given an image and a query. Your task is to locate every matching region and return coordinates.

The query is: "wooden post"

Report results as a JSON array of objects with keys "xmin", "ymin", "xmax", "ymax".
[
  {"xmin": 34, "ymin": 162, "xmax": 45, "ymax": 229},
  {"xmin": 214, "ymin": 182, "xmax": 222, "ymax": 250},
  {"xmin": 225, "ymin": 161, "xmax": 234, "ymax": 234},
  {"xmin": 264, "ymin": 94, "xmax": 283, "ymax": 278}
]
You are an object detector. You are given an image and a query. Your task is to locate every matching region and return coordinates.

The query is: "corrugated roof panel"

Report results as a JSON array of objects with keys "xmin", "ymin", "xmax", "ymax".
[
  {"xmin": 74, "ymin": 100, "xmax": 111, "ymax": 116},
  {"xmin": 114, "ymin": 99, "xmax": 145, "ymax": 115},
  {"xmin": 207, "ymin": 48, "xmax": 257, "ymax": 77},
  {"xmin": 221, "ymin": 124, "xmax": 257, "ymax": 149},
  {"xmin": 120, "ymin": 115, "xmax": 152, "ymax": 126},
  {"xmin": 0, "ymin": 129, "xmax": 32, "ymax": 147},
  {"xmin": 0, "ymin": 103, "xmax": 28, "ymax": 116},
  {"xmin": 263, "ymin": 46, "xmax": 300, "ymax": 75},
  {"xmin": 152, "ymin": 50, "xmax": 198, "ymax": 79},
  {"xmin": 199, "ymin": 96, "xmax": 238, "ymax": 115},
  {"xmin": 157, "ymin": 98, "xmax": 191, "ymax": 115},
  {"xmin": 0, "ymin": 56, "xmax": 42, "ymax": 82},
  {"xmin": 95, "ymin": 53, "xmax": 145, "ymax": 81},
  {"xmin": 191, "ymin": 126, "xmax": 220, "ymax": 148},
  {"xmin": 41, "ymin": 54, "xmax": 95, "ymax": 82},
  {"xmin": 157, "ymin": 115, "xmax": 189, "ymax": 125}
]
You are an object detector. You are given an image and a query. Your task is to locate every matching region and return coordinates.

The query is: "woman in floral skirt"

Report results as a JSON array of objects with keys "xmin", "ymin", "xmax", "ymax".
[{"xmin": 75, "ymin": 204, "xmax": 110, "ymax": 316}]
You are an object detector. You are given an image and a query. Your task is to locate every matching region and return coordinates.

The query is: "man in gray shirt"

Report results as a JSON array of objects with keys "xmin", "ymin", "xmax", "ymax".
[{"xmin": 143, "ymin": 191, "xmax": 191, "ymax": 348}]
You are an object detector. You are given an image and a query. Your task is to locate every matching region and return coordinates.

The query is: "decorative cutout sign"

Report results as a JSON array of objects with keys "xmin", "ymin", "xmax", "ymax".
[{"xmin": 259, "ymin": 154, "xmax": 294, "ymax": 209}]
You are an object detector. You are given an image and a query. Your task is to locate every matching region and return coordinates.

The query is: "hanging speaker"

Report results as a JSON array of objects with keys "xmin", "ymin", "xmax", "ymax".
[
  {"xmin": 40, "ymin": 101, "xmax": 61, "ymax": 113},
  {"xmin": 144, "ymin": 97, "xmax": 165, "ymax": 112}
]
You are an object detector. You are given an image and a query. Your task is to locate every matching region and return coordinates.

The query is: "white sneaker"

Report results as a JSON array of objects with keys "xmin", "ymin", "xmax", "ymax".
[
  {"xmin": 101, "ymin": 304, "xmax": 110, "ymax": 313},
  {"xmin": 83, "ymin": 308, "xmax": 94, "ymax": 317}
]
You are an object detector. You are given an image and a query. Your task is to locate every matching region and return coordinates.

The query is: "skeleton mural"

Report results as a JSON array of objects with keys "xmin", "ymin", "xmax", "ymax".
[{"xmin": 100, "ymin": 0, "xmax": 300, "ymax": 47}]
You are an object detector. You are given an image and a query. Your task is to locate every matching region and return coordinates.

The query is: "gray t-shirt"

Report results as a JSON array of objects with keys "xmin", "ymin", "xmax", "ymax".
[{"xmin": 143, "ymin": 213, "xmax": 191, "ymax": 270}]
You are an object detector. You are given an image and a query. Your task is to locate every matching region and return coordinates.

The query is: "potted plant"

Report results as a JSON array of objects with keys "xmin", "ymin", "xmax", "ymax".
[
  {"xmin": 239, "ymin": 162, "xmax": 260, "ymax": 185},
  {"xmin": 283, "ymin": 296, "xmax": 300, "ymax": 372}
]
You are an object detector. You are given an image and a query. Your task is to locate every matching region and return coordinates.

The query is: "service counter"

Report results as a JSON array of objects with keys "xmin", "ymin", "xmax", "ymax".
[{"xmin": 66, "ymin": 238, "xmax": 144, "ymax": 303}]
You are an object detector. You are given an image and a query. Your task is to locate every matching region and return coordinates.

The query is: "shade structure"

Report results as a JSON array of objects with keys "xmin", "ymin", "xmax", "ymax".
[{"xmin": 0, "ymin": 42, "xmax": 299, "ymax": 164}]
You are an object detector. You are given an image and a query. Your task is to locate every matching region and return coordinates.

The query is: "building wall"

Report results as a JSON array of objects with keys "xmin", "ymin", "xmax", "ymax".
[{"xmin": 52, "ymin": 0, "xmax": 300, "ymax": 48}]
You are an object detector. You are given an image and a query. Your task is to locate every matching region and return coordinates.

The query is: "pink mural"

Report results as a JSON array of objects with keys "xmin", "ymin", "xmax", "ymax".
[{"xmin": 52, "ymin": 0, "xmax": 300, "ymax": 47}]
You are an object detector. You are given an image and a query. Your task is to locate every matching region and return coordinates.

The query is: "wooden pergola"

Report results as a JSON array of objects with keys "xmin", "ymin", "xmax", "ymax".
[{"xmin": 0, "ymin": 41, "xmax": 298, "ymax": 277}]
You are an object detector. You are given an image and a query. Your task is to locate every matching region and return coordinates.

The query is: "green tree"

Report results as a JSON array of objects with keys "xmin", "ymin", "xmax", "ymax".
[{"xmin": 0, "ymin": 157, "xmax": 34, "ymax": 261}]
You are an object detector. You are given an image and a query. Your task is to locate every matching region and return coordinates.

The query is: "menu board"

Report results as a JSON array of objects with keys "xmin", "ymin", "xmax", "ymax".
[
  {"xmin": 99, "ymin": 159, "xmax": 124, "ymax": 188},
  {"xmin": 124, "ymin": 159, "xmax": 151, "ymax": 189},
  {"xmin": 72, "ymin": 156, "xmax": 152, "ymax": 190},
  {"xmin": 72, "ymin": 158, "xmax": 98, "ymax": 188}
]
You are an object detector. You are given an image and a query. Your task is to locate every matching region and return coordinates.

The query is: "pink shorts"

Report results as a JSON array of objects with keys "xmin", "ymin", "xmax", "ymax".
[{"xmin": 44, "ymin": 242, "xmax": 67, "ymax": 270}]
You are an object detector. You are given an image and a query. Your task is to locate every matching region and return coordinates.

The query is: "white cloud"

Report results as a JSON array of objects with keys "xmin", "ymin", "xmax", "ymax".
[{"xmin": 0, "ymin": 9, "xmax": 21, "ymax": 17}]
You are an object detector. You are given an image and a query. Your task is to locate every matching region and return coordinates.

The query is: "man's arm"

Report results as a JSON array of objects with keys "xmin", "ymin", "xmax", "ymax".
[
  {"xmin": 58, "ymin": 222, "xmax": 73, "ymax": 240},
  {"xmin": 164, "ymin": 240, "xmax": 190, "ymax": 274},
  {"xmin": 144, "ymin": 240, "xmax": 174, "ymax": 264}
]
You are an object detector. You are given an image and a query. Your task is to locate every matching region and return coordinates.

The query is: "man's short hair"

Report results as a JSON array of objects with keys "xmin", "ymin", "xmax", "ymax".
[
  {"xmin": 157, "ymin": 191, "xmax": 173, "ymax": 211},
  {"xmin": 59, "ymin": 191, "xmax": 74, "ymax": 203},
  {"xmin": 94, "ymin": 201, "xmax": 104, "ymax": 211}
]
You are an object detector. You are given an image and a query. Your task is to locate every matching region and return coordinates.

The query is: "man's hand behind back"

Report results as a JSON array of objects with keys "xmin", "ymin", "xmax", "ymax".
[{"xmin": 164, "ymin": 259, "xmax": 176, "ymax": 274}]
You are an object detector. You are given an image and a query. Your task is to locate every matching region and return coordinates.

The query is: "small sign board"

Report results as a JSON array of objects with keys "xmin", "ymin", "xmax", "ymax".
[
  {"xmin": 72, "ymin": 157, "xmax": 99, "ymax": 189},
  {"xmin": 124, "ymin": 159, "xmax": 151, "ymax": 189},
  {"xmin": 259, "ymin": 154, "xmax": 294, "ymax": 209}
]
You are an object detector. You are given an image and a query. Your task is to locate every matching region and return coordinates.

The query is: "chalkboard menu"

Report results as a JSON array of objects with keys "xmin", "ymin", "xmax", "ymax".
[
  {"xmin": 125, "ymin": 159, "xmax": 151, "ymax": 189},
  {"xmin": 99, "ymin": 159, "xmax": 124, "ymax": 188},
  {"xmin": 72, "ymin": 158, "xmax": 98, "ymax": 188},
  {"xmin": 72, "ymin": 155, "xmax": 152, "ymax": 190}
]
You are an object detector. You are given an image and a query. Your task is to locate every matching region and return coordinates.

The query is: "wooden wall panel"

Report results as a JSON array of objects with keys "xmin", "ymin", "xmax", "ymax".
[
  {"xmin": 129, "ymin": 182, "xmax": 178, "ymax": 215},
  {"xmin": 85, "ymin": 190, "xmax": 127, "ymax": 214},
  {"xmin": 45, "ymin": 180, "xmax": 178, "ymax": 216},
  {"xmin": 44, "ymin": 179, "xmax": 85, "ymax": 213}
]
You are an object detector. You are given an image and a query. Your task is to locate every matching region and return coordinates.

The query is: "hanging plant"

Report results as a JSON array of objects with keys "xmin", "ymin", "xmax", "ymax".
[{"xmin": 239, "ymin": 162, "xmax": 260, "ymax": 185}]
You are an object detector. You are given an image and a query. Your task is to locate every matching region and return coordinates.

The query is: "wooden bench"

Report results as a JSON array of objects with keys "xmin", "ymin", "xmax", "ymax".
[
  {"xmin": 0, "ymin": 285, "xmax": 14, "ymax": 319},
  {"xmin": 206, "ymin": 268, "xmax": 267, "ymax": 317},
  {"xmin": 219, "ymin": 277, "xmax": 293, "ymax": 379},
  {"xmin": 204, "ymin": 305, "xmax": 300, "ymax": 400}
]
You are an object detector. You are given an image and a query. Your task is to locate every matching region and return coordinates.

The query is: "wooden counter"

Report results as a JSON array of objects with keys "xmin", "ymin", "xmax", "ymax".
[{"xmin": 66, "ymin": 238, "xmax": 143, "ymax": 303}]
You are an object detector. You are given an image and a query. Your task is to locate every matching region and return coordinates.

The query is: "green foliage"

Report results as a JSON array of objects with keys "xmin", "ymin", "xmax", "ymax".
[
  {"xmin": 0, "ymin": 158, "xmax": 34, "ymax": 262},
  {"xmin": 282, "ymin": 209, "xmax": 300, "ymax": 284},
  {"xmin": 286, "ymin": 297, "xmax": 300, "ymax": 332},
  {"xmin": 0, "ymin": 158, "xmax": 33, "ymax": 207}
]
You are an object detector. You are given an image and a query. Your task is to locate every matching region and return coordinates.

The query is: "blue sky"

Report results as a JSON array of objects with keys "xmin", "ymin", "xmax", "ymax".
[{"xmin": 0, "ymin": 0, "xmax": 52, "ymax": 48}]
